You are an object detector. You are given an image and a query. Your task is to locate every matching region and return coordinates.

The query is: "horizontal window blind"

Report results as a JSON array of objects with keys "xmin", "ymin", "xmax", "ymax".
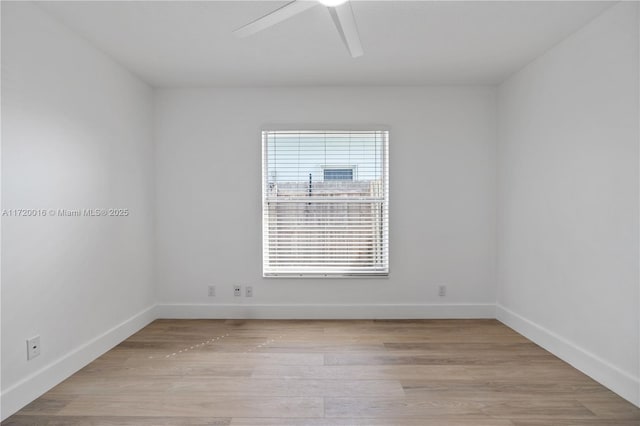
[{"xmin": 262, "ymin": 130, "xmax": 389, "ymax": 277}]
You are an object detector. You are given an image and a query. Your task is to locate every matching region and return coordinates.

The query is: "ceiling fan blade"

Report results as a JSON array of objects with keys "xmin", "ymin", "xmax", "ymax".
[
  {"xmin": 234, "ymin": 0, "xmax": 318, "ymax": 38},
  {"xmin": 328, "ymin": 1, "xmax": 363, "ymax": 58}
]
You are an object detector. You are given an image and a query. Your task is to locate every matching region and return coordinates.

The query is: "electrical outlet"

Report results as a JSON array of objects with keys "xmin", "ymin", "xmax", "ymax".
[
  {"xmin": 438, "ymin": 285, "xmax": 447, "ymax": 297},
  {"xmin": 245, "ymin": 286, "xmax": 253, "ymax": 297},
  {"xmin": 234, "ymin": 285, "xmax": 241, "ymax": 297},
  {"xmin": 27, "ymin": 336, "xmax": 40, "ymax": 360},
  {"xmin": 208, "ymin": 285, "xmax": 216, "ymax": 297}
]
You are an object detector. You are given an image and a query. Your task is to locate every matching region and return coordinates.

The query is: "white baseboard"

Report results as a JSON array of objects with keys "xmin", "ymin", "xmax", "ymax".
[
  {"xmin": 496, "ymin": 304, "xmax": 640, "ymax": 407},
  {"xmin": 155, "ymin": 303, "xmax": 496, "ymax": 319},
  {"xmin": 0, "ymin": 305, "xmax": 158, "ymax": 421}
]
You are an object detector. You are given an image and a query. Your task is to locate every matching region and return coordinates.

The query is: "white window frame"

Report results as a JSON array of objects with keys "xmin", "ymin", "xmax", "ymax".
[{"xmin": 262, "ymin": 129, "xmax": 389, "ymax": 278}]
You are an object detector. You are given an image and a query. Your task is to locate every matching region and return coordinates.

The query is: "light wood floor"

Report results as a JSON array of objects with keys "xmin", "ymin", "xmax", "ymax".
[{"xmin": 3, "ymin": 319, "xmax": 639, "ymax": 425}]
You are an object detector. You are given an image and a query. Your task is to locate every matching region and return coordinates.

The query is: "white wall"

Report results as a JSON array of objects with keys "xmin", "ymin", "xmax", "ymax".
[
  {"xmin": 497, "ymin": 2, "xmax": 639, "ymax": 406},
  {"xmin": 154, "ymin": 86, "xmax": 497, "ymax": 317},
  {"xmin": 1, "ymin": 2, "xmax": 156, "ymax": 418}
]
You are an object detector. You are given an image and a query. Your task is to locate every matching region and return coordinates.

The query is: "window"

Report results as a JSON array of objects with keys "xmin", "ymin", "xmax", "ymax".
[
  {"xmin": 262, "ymin": 130, "xmax": 389, "ymax": 277},
  {"xmin": 324, "ymin": 168, "xmax": 354, "ymax": 181}
]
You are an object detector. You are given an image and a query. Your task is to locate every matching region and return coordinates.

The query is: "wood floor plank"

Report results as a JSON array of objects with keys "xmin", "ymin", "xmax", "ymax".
[
  {"xmin": 230, "ymin": 417, "xmax": 514, "ymax": 426},
  {"xmin": 325, "ymin": 397, "xmax": 596, "ymax": 419},
  {"xmin": 74, "ymin": 361, "xmax": 255, "ymax": 378},
  {"xmin": 57, "ymin": 395, "xmax": 324, "ymax": 418},
  {"xmin": 48, "ymin": 377, "xmax": 405, "ymax": 398},
  {"xmin": 251, "ymin": 364, "xmax": 475, "ymax": 380},
  {"xmin": 325, "ymin": 396, "xmax": 487, "ymax": 418},
  {"xmin": 324, "ymin": 351, "xmax": 557, "ymax": 366},
  {"xmin": 129, "ymin": 352, "xmax": 325, "ymax": 365},
  {"xmin": 401, "ymin": 379, "xmax": 613, "ymax": 399},
  {"xmin": 479, "ymin": 400, "xmax": 597, "ymax": 419},
  {"xmin": 14, "ymin": 396, "xmax": 75, "ymax": 417},
  {"xmin": 3, "ymin": 319, "xmax": 638, "ymax": 425},
  {"xmin": 579, "ymin": 396, "xmax": 640, "ymax": 420},
  {"xmin": 463, "ymin": 364, "xmax": 598, "ymax": 383},
  {"xmin": 2, "ymin": 416, "xmax": 232, "ymax": 426},
  {"xmin": 511, "ymin": 421, "xmax": 640, "ymax": 426}
]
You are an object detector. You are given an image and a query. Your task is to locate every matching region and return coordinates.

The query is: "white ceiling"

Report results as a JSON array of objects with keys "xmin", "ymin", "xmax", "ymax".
[{"xmin": 36, "ymin": 1, "xmax": 614, "ymax": 87}]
